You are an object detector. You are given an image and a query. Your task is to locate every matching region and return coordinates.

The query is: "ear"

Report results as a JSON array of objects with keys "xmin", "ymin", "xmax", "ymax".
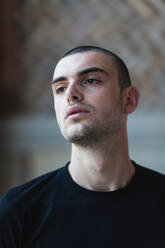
[{"xmin": 123, "ymin": 86, "xmax": 140, "ymax": 114}]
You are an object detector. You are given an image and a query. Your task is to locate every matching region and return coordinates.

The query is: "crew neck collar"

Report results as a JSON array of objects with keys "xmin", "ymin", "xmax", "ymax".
[{"xmin": 61, "ymin": 161, "xmax": 140, "ymax": 197}]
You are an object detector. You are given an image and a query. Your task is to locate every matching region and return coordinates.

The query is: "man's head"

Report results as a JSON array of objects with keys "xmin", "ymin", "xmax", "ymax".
[
  {"xmin": 61, "ymin": 46, "xmax": 132, "ymax": 92},
  {"xmin": 52, "ymin": 46, "xmax": 139, "ymax": 146}
]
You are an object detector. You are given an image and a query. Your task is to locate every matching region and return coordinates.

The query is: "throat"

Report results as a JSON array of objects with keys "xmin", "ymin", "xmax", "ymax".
[{"xmin": 69, "ymin": 146, "xmax": 135, "ymax": 192}]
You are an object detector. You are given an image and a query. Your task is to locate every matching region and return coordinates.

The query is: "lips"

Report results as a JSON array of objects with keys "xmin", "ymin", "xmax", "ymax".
[{"xmin": 65, "ymin": 106, "xmax": 90, "ymax": 119}]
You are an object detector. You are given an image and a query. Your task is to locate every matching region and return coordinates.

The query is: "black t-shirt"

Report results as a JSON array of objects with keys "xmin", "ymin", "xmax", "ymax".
[{"xmin": 0, "ymin": 162, "xmax": 165, "ymax": 248}]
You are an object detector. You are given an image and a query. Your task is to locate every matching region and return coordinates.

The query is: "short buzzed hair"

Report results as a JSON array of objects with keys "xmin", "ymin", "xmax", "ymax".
[{"xmin": 62, "ymin": 45, "xmax": 132, "ymax": 91}]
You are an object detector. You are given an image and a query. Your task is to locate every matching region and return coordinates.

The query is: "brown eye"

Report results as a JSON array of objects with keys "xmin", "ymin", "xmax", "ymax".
[{"xmin": 56, "ymin": 87, "xmax": 67, "ymax": 94}]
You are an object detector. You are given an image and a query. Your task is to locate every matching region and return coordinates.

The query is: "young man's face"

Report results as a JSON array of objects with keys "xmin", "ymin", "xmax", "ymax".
[{"xmin": 52, "ymin": 51, "xmax": 126, "ymax": 146}]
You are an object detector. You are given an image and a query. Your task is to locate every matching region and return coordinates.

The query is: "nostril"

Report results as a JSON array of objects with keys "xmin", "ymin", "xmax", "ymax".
[{"xmin": 72, "ymin": 95, "xmax": 79, "ymax": 100}]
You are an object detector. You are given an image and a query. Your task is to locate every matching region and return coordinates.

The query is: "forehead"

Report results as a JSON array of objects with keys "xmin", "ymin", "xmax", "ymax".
[{"xmin": 53, "ymin": 51, "xmax": 117, "ymax": 78}]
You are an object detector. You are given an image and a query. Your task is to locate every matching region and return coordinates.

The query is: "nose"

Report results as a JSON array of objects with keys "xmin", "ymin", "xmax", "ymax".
[{"xmin": 66, "ymin": 82, "xmax": 83, "ymax": 104}]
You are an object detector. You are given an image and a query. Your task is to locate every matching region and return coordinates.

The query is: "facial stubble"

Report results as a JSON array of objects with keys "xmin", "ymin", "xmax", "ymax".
[{"xmin": 61, "ymin": 98, "xmax": 123, "ymax": 147}]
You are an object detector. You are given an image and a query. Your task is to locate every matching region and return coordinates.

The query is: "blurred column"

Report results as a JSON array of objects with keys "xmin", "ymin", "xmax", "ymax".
[
  {"xmin": 0, "ymin": 0, "xmax": 29, "ymax": 195},
  {"xmin": 0, "ymin": 0, "xmax": 23, "ymax": 116}
]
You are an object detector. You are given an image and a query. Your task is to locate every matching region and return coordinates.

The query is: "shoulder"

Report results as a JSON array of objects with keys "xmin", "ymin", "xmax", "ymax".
[
  {"xmin": 0, "ymin": 164, "xmax": 68, "ymax": 245},
  {"xmin": 134, "ymin": 162, "xmax": 165, "ymax": 212},
  {"xmin": 135, "ymin": 163, "xmax": 165, "ymax": 191},
  {"xmin": 0, "ymin": 165, "xmax": 66, "ymax": 215}
]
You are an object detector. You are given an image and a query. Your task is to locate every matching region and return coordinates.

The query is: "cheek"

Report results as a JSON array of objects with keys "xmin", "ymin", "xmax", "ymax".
[
  {"xmin": 54, "ymin": 97, "xmax": 61, "ymax": 112},
  {"xmin": 54, "ymin": 101, "xmax": 66, "ymax": 128},
  {"xmin": 92, "ymin": 91, "xmax": 113, "ymax": 107},
  {"xmin": 55, "ymin": 112, "xmax": 63, "ymax": 130},
  {"xmin": 54, "ymin": 102, "xmax": 61, "ymax": 120}
]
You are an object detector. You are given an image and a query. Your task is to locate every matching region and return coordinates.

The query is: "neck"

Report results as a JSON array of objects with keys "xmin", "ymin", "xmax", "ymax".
[{"xmin": 68, "ymin": 134, "xmax": 135, "ymax": 192}]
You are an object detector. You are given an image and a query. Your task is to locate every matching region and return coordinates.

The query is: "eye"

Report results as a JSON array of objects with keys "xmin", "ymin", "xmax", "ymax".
[
  {"xmin": 84, "ymin": 78, "xmax": 100, "ymax": 85},
  {"xmin": 56, "ymin": 86, "xmax": 67, "ymax": 94}
]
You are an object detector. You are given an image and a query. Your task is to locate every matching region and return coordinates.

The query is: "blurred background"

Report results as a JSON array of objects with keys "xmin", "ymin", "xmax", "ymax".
[{"xmin": 0, "ymin": 0, "xmax": 165, "ymax": 195}]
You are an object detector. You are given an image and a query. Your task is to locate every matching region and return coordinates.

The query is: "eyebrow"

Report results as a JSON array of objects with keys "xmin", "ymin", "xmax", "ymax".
[
  {"xmin": 51, "ymin": 76, "xmax": 67, "ymax": 85},
  {"xmin": 51, "ymin": 67, "xmax": 108, "ymax": 85},
  {"xmin": 78, "ymin": 67, "xmax": 108, "ymax": 76}
]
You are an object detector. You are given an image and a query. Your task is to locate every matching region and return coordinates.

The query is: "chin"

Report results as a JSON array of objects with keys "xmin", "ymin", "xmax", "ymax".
[
  {"xmin": 65, "ymin": 134, "xmax": 94, "ymax": 146},
  {"xmin": 63, "ymin": 125, "xmax": 100, "ymax": 146},
  {"xmin": 64, "ymin": 130, "xmax": 86, "ymax": 143},
  {"xmin": 63, "ymin": 123, "xmax": 88, "ymax": 137}
]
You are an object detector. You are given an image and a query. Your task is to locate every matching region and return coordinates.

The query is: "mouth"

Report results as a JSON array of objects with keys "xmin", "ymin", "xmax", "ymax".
[{"xmin": 65, "ymin": 106, "xmax": 90, "ymax": 119}]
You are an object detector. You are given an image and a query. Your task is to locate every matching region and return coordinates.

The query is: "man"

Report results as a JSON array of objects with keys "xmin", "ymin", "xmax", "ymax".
[{"xmin": 0, "ymin": 46, "xmax": 164, "ymax": 247}]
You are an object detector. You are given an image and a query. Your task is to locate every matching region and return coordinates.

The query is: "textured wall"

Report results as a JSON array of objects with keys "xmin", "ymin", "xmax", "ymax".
[{"xmin": 14, "ymin": 0, "xmax": 165, "ymax": 115}]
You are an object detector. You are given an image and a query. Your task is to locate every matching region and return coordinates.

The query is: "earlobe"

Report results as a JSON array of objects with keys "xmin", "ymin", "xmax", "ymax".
[{"xmin": 124, "ymin": 86, "xmax": 140, "ymax": 114}]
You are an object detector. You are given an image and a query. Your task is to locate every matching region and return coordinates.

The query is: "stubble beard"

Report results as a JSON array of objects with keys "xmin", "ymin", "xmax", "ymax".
[{"xmin": 62, "ymin": 109, "xmax": 123, "ymax": 147}]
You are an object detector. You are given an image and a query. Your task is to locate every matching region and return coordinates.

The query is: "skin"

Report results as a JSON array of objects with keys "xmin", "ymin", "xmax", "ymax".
[{"xmin": 52, "ymin": 51, "xmax": 139, "ymax": 192}]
